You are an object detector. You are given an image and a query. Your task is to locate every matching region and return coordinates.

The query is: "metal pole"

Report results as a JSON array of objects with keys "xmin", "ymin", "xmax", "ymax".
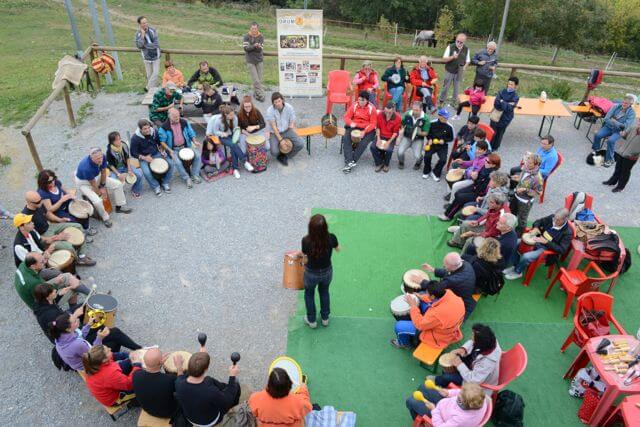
[
  {"xmin": 100, "ymin": 0, "xmax": 123, "ymax": 80},
  {"xmin": 303, "ymin": 0, "xmax": 308, "ymax": 9},
  {"xmin": 496, "ymin": 0, "xmax": 511, "ymax": 55},
  {"xmin": 88, "ymin": 0, "xmax": 113, "ymax": 84},
  {"xmin": 64, "ymin": 0, "xmax": 84, "ymax": 57}
]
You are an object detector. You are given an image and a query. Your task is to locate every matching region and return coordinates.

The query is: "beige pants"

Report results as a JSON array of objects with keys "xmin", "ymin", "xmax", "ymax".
[
  {"xmin": 246, "ymin": 62, "xmax": 265, "ymax": 100},
  {"xmin": 74, "ymin": 176, "xmax": 126, "ymax": 221},
  {"xmin": 144, "ymin": 59, "xmax": 161, "ymax": 91}
]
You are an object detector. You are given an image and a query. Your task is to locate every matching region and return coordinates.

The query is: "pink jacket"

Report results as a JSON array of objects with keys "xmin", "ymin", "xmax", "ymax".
[
  {"xmin": 464, "ymin": 87, "xmax": 486, "ymax": 106},
  {"xmin": 432, "ymin": 389, "xmax": 488, "ymax": 427}
]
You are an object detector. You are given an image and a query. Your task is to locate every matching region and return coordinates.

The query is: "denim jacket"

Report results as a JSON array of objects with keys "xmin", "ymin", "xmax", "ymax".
[
  {"xmin": 604, "ymin": 103, "xmax": 636, "ymax": 132},
  {"xmin": 158, "ymin": 119, "xmax": 196, "ymax": 150}
]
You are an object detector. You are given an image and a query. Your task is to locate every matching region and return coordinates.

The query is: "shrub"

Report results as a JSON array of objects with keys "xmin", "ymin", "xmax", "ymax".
[{"xmin": 530, "ymin": 79, "xmax": 573, "ymax": 100}]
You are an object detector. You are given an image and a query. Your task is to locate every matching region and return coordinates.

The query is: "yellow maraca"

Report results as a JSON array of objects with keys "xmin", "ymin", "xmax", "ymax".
[
  {"xmin": 413, "ymin": 390, "xmax": 430, "ymax": 404},
  {"xmin": 424, "ymin": 378, "xmax": 443, "ymax": 391}
]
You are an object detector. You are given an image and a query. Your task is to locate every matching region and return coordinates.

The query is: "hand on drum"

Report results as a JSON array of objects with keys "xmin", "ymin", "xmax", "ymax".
[
  {"xmin": 62, "ymin": 193, "xmax": 75, "ymax": 202},
  {"xmin": 404, "ymin": 294, "xmax": 418, "ymax": 307},
  {"xmin": 461, "ymin": 231, "xmax": 476, "ymax": 239},
  {"xmin": 451, "ymin": 355, "xmax": 463, "ymax": 367},
  {"xmin": 410, "ymin": 273, "xmax": 424, "ymax": 285},
  {"xmin": 173, "ymin": 353, "xmax": 184, "ymax": 370},
  {"xmin": 98, "ymin": 326, "xmax": 110, "ymax": 339},
  {"xmin": 533, "ymin": 236, "xmax": 547, "ymax": 244},
  {"xmin": 451, "ymin": 348, "xmax": 466, "ymax": 356},
  {"xmin": 229, "ymin": 364, "xmax": 239, "ymax": 377},
  {"xmin": 57, "ymin": 286, "xmax": 71, "ymax": 296},
  {"xmin": 453, "ymin": 159, "xmax": 463, "ymax": 164},
  {"xmin": 55, "ymin": 231, "xmax": 70, "ymax": 242}
]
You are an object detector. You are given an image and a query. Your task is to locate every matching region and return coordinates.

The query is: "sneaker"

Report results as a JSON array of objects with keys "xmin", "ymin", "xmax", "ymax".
[
  {"xmin": 437, "ymin": 214, "xmax": 450, "ymax": 221},
  {"xmin": 413, "ymin": 161, "xmax": 421, "ymax": 170},
  {"xmin": 348, "ymin": 161, "xmax": 357, "ymax": 168},
  {"xmin": 192, "ymin": 175, "xmax": 202, "ymax": 184},
  {"xmin": 304, "ymin": 316, "xmax": 317, "ymax": 329},
  {"xmin": 422, "ymin": 174, "xmax": 430, "ymax": 180},
  {"xmin": 612, "ymin": 187, "xmax": 623, "ymax": 193},
  {"xmin": 233, "ymin": 169, "xmax": 241, "ymax": 179},
  {"xmin": 86, "ymin": 227, "xmax": 98, "ymax": 237},
  {"xmin": 77, "ymin": 256, "xmax": 96, "ymax": 266},
  {"xmin": 375, "ymin": 165, "xmax": 384, "ymax": 173},
  {"xmin": 502, "ymin": 266, "xmax": 516, "ymax": 275},
  {"xmin": 383, "ymin": 166, "xmax": 389, "ymax": 173},
  {"xmin": 390, "ymin": 339, "xmax": 410, "ymax": 349},
  {"xmin": 447, "ymin": 225, "xmax": 460, "ymax": 233},
  {"xmin": 342, "ymin": 164, "xmax": 352, "ymax": 173},
  {"xmin": 162, "ymin": 184, "xmax": 171, "ymax": 193},
  {"xmin": 398, "ymin": 162, "xmax": 405, "ymax": 170},
  {"xmin": 186, "ymin": 178, "xmax": 193, "ymax": 189},
  {"xmin": 447, "ymin": 240, "xmax": 463, "ymax": 249},
  {"xmin": 154, "ymin": 187, "xmax": 162, "ymax": 197},
  {"xmin": 603, "ymin": 160, "xmax": 614, "ymax": 168},
  {"xmin": 115, "ymin": 206, "xmax": 133, "ymax": 214},
  {"xmin": 602, "ymin": 180, "xmax": 615, "ymax": 186},
  {"xmin": 505, "ymin": 271, "xmax": 523, "ymax": 281},
  {"xmin": 321, "ymin": 318, "xmax": 329, "ymax": 327},
  {"xmin": 451, "ymin": 115, "xmax": 460, "ymax": 120},
  {"xmin": 443, "ymin": 193, "xmax": 451, "ymax": 201},
  {"xmin": 430, "ymin": 172, "xmax": 440, "ymax": 182},
  {"xmin": 104, "ymin": 219, "xmax": 113, "ymax": 228},
  {"xmin": 244, "ymin": 161, "xmax": 254, "ymax": 172}
]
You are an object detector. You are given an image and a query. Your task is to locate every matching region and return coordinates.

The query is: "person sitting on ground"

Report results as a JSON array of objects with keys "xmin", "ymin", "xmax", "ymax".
[
  {"xmin": 352, "ymin": 60, "xmax": 379, "ymax": 106},
  {"xmin": 22, "ymin": 191, "xmax": 95, "ymax": 266},
  {"xmin": 381, "ymin": 56, "xmax": 409, "ymax": 111},
  {"xmin": 207, "ymin": 105, "xmax": 254, "ymax": 179},
  {"xmin": 161, "ymin": 60, "xmax": 185, "ymax": 88},
  {"xmin": 406, "ymin": 382, "xmax": 488, "ymax": 426},
  {"xmin": 130, "ymin": 118, "xmax": 174, "ymax": 196},
  {"xmin": 158, "ymin": 107, "xmax": 203, "ymax": 188},
  {"xmin": 462, "ymin": 238, "xmax": 504, "ymax": 295},
  {"xmin": 248, "ymin": 367, "xmax": 313, "ymax": 427},
  {"xmin": 397, "ymin": 100, "xmax": 430, "ymax": 170},
  {"xmin": 591, "ymin": 94, "xmax": 636, "ymax": 168},
  {"xmin": 175, "ymin": 351, "xmax": 241, "ymax": 426},
  {"xmin": 12, "ymin": 214, "xmax": 55, "ymax": 268},
  {"xmin": 391, "ymin": 281, "xmax": 465, "ymax": 349},
  {"xmin": 489, "ymin": 76, "xmax": 519, "ymax": 151},
  {"xmin": 238, "ymin": 95, "xmax": 267, "ymax": 154},
  {"xmin": 510, "ymin": 152, "xmax": 543, "ymax": 235},
  {"xmin": 444, "ymin": 140, "xmax": 490, "ymax": 206},
  {"xmin": 37, "ymin": 170, "xmax": 95, "ymax": 235},
  {"xmin": 201, "ymin": 136, "xmax": 226, "ymax": 177},
  {"xmin": 105, "ymin": 131, "xmax": 144, "ymax": 199},
  {"xmin": 409, "ymin": 56, "xmax": 438, "ymax": 112},
  {"xmin": 603, "ymin": 125, "xmax": 640, "ymax": 193},
  {"xmin": 509, "ymin": 135, "xmax": 558, "ymax": 188},
  {"xmin": 423, "ymin": 109, "xmax": 455, "ymax": 182},
  {"xmin": 74, "ymin": 147, "xmax": 132, "ymax": 228},
  {"xmin": 52, "ymin": 311, "xmax": 141, "ymax": 371},
  {"xmin": 505, "ymin": 208, "xmax": 572, "ymax": 281},
  {"xmin": 471, "ymin": 41, "xmax": 498, "ymax": 94},
  {"xmin": 149, "ymin": 82, "xmax": 184, "ymax": 125},
  {"xmin": 341, "ymin": 91, "xmax": 378, "ymax": 173},
  {"xmin": 453, "ymin": 80, "xmax": 486, "ymax": 120},
  {"xmin": 187, "ymin": 60, "xmax": 224, "ymax": 90},
  {"xmin": 265, "ymin": 92, "xmax": 304, "ymax": 167},
  {"xmin": 132, "ymin": 348, "xmax": 183, "ymax": 420},
  {"xmin": 418, "ymin": 252, "xmax": 477, "ymax": 320},
  {"xmin": 82, "ymin": 344, "xmax": 142, "ymax": 407},
  {"xmin": 449, "ymin": 116, "xmax": 480, "ymax": 163},
  {"xmin": 194, "ymin": 83, "xmax": 223, "ymax": 119},
  {"xmin": 371, "ymin": 102, "xmax": 402, "ymax": 173}
]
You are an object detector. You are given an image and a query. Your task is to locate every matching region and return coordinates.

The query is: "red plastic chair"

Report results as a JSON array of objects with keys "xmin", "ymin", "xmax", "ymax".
[
  {"xmin": 521, "ymin": 221, "xmax": 576, "ymax": 286},
  {"xmin": 560, "ymin": 292, "xmax": 627, "ymax": 352},
  {"xmin": 564, "ymin": 192, "xmax": 602, "ymax": 223},
  {"xmin": 381, "ymin": 82, "xmax": 410, "ymax": 109},
  {"xmin": 544, "ymin": 262, "xmax": 620, "ymax": 318},
  {"xmin": 539, "ymin": 151, "xmax": 563, "ymax": 204},
  {"xmin": 410, "ymin": 83, "xmax": 439, "ymax": 108},
  {"xmin": 325, "ymin": 70, "xmax": 352, "ymax": 114},
  {"xmin": 565, "ymin": 234, "xmax": 625, "ymax": 292},
  {"xmin": 601, "ymin": 394, "xmax": 640, "ymax": 427},
  {"xmin": 413, "ymin": 396, "xmax": 492, "ymax": 427}
]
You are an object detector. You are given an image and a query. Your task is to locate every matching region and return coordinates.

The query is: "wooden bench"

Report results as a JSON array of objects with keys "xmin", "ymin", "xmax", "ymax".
[
  {"xmin": 296, "ymin": 126, "xmax": 345, "ymax": 155},
  {"xmin": 78, "ymin": 371, "xmax": 133, "ymax": 421},
  {"xmin": 413, "ymin": 343, "xmax": 444, "ymax": 372},
  {"xmin": 138, "ymin": 409, "xmax": 171, "ymax": 427}
]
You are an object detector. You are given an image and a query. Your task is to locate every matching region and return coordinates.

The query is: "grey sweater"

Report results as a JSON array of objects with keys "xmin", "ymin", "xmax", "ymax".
[
  {"xmin": 471, "ymin": 49, "xmax": 498, "ymax": 79},
  {"xmin": 615, "ymin": 128, "xmax": 640, "ymax": 159},
  {"xmin": 243, "ymin": 32, "xmax": 264, "ymax": 64},
  {"xmin": 135, "ymin": 26, "xmax": 160, "ymax": 61}
]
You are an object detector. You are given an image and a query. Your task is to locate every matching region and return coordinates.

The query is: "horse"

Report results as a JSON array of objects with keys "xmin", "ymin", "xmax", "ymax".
[{"xmin": 413, "ymin": 30, "xmax": 437, "ymax": 48}]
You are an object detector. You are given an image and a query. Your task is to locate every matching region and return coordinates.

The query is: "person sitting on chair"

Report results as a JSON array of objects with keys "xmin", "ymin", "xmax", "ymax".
[
  {"xmin": 591, "ymin": 94, "xmax": 636, "ymax": 168},
  {"xmin": 462, "ymin": 238, "xmax": 504, "ymax": 295},
  {"xmin": 149, "ymin": 82, "xmax": 184, "ymax": 126},
  {"xmin": 381, "ymin": 56, "xmax": 409, "ymax": 111},
  {"xmin": 466, "ymin": 212, "xmax": 518, "ymax": 269},
  {"xmin": 74, "ymin": 147, "xmax": 132, "ymax": 228},
  {"xmin": 175, "ymin": 351, "xmax": 241, "ymax": 426},
  {"xmin": 37, "ymin": 170, "xmax": 95, "ymax": 235},
  {"xmin": 397, "ymin": 101, "xmax": 430, "ymax": 170},
  {"xmin": 248, "ymin": 367, "xmax": 313, "ymax": 427},
  {"xmin": 207, "ymin": 105, "xmax": 255, "ymax": 179},
  {"xmin": 504, "ymin": 208, "xmax": 572, "ymax": 281},
  {"xmin": 444, "ymin": 140, "xmax": 490, "ymax": 205},
  {"xmin": 187, "ymin": 60, "xmax": 224, "ymax": 90},
  {"xmin": 510, "ymin": 153, "xmax": 543, "ymax": 235},
  {"xmin": 352, "ymin": 60, "xmax": 379, "ymax": 105},
  {"xmin": 423, "ymin": 109, "xmax": 455, "ymax": 182},
  {"xmin": 406, "ymin": 382, "xmax": 488, "ymax": 425},
  {"xmin": 265, "ymin": 92, "xmax": 304, "ymax": 167},
  {"xmin": 449, "ymin": 116, "xmax": 479, "ymax": 163},
  {"xmin": 158, "ymin": 108, "xmax": 203, "ymax": 189},
  {"xmin": 509, "ymin": 135, "xmax": 558, "ymax": 188},
  {"xmin": 341, "ymin": 91, "xmax": 378, "ymax": 174},
  {"xmin": 82, "ymin": 344, "xmax": 142, "ymax": 407},
  {"xmin": 161, "ymin": 60, "xmax": 185, "ymax": 88},
  {"xmin": 409, "ymin": 56, "xmax": 438, "ymax": 112},
  {"xmin": 105, "ymin": 132, "xmax": 145, "ymax": 199},
  {"xmin": 130, "ymin": 118, "xmax": 174, "ymax": 196},
  {"xmin": 133, "ymin": 347, "xmax": 183, "ymax": 419},
  {"xmin": 238, "ymin": 95, "xmax": 267, "ymax": 154},
  {"xmin": 370, "ymin": 102, "xmax": 402, "ymax": 173}
]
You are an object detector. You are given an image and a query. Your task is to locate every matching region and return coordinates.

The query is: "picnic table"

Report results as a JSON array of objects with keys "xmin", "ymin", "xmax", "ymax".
[
  {"xmin": 458, "ymin": 95, "xmax": 572, "ymax": 137},
  {"xmin": 569, "ymin": 102, "xmax": 640, "ymax": 143},
  {"xmin": 141, "ymin": 91, "xmax": 198, "ymax": 105}
]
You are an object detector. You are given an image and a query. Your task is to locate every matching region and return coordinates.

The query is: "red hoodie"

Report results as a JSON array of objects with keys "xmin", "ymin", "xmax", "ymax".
[
  {"xmin": 464, "ymin": 87, "xmax": 486, "ymax": 106},
  {"xmin": 86, "ymin": 359, "xmax": 140, "ymax": 406},
  {"xmin": 344, "ymin": 102, "xmax": 377, "ymax": 134}
]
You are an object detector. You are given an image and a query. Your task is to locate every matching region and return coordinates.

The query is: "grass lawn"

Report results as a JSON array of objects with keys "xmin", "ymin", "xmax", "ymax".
[{"xmin": 1, "ymin": 0, "xmax": 639, "ymax": 126}]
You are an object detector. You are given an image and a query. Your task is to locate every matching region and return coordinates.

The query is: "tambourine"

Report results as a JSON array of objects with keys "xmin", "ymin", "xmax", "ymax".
[{"xmin": 86, "ymin": 309, "xmax": 107, "ymax": 329}]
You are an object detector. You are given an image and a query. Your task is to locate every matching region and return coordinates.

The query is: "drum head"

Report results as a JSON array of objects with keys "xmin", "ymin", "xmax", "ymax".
[
  {"xmin": 446, "ymin": 168, "xmax": 465, "ymax": 182},
  {"xmin": 390, "ymin": 294, "xmax": 414, "ymax": 315},
  {"xmin": 68, "ymin": 199, "xmax": 94, "ymax": 219},
  {"xmin": 163, "ymin": 351, "xmax": 192, "ymax": 373},
  {"xmin": 48, "ymin": 250, "xmax": 73, "ymax": 268},
  {"xmin": 376, "ymin": 139, "xmax": 388, "ymax": 150},
  {"xmin": 351, "ymin": 129, "xmax": 362, "ymax": 142},
  {"xmin": 178, "ymin": 147, "xmax": 195, "ymax": 161},
  {"xmin": 402, "ymin": 269, "xmax": 429, "ymax": 293},
  {"xmin": 461, "ymin": 206, "xmax": 476, "ymax": 216},
  {"xmin": 522, "ymin": 232, "xmax": 537, "ymax": 245},
  {"xmin": 279, "ymin": 138, "xmax": 293, "ymax": 154},
  {"xmin": 150, "ymin": 158, "xmax": 169, "ymax": 174},
  {"xmin": 246, "ymin": 134, "xmax": 266, "ymax": 146},
  {"xmin": 125, "ymin": 173, "xmax": 137, "ymax": 185},
  {"xmin": 438, "ymin": 352, "xmax": 456, "ymax": 368},
  {"xmin": 87, "ymin": 294, "xmax": 118, "ymax": 312},
  {"xmin": 65, "ymin": 227, "xmax": 84, "ymax": 246},
  {"xmin": 269, "ymin": 356, "xmax": 303, "ymax": 392}
]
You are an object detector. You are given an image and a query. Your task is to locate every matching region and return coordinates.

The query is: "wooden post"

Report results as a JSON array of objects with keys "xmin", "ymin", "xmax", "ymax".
[
  {"xmin": 63, "ymin": 85, "xmax": 76, "ymax": 128},
  {"xmin": 551, "ymin": 47, "xmax": 559, "ymax": 65},
  {"xmin": 24, "ymin": 132, "xmax": 44, "ymax": 172},
  {"xmin": 165, "ymin": 51, "xmax": 171, "ymax": 62},
  {"xmin": 90, "ymin": 45, "xmax": 101, "ymax": 90},
  {"xmin": 340, "ymin": 58, "xmax": 346, "ymax": 70},
  {"xmin": 394, "ymin": 23, "xmax": 398, "ymax": 46},
  {"xmin": 510, "ymin": 67, "xmax": 517, "ymax": 77}
]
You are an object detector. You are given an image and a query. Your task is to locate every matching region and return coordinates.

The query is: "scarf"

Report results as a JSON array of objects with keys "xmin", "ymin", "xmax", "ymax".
[{"xmin": 109, "ymin": 144, "xmax": 126, "ymax": 166}]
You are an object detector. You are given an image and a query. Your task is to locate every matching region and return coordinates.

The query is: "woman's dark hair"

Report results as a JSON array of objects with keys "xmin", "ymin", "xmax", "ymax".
[
  {"xmin": 471, "ymin": 323, "xmax": 497, "ymax": 352},
  {"xmin": 475, "ymin": 140, "xmax": 489, "ymax": 152},
  {"xmin": 486, "ymin": 153, "xmax": 501, "ymax": 169},
  {"xmin": 33, "ymin": 283, "xmax": 55, "ymax": 304},
  {"xmin": 49, "ymin": 313, "xmax": 72, "ymax": 341},
  {"xmin": 36, "ymin": 169, "xmax": 56, "ymax": 192},
  {"xmin": 238, "ymin": 95, "xmax": 263, "ymax": 128},
  {"xmin": 474, "ymin": 127, "xmax": 486, "ymax": 139},
  {"xmin": 219, "ymin": 105, "xmax": 235, "ymax": 132},
  {"xmin": 393, "ymin": 56, "xmax": 404, "ymax": 68},
  {"xmin": 305, "ymin": 214, "xmax": 330, "ymax": 259},
  {"xmin": 266, "ymin": 367, "xmax": 293, "ymax": 398},
  {"xmin": 108, "ymin": 131, "xmax": 121, "ymax": 145},
  {"xmin": 188, "ymin": 352, "xmax": 210, "ymax": 377},
  {"xmin": 82, "ymin": 345, "xmax": 108, "ymax": 375},
  {"xmin": 473, "ymin": 79, "xmax": 485, "ymax": 90}
]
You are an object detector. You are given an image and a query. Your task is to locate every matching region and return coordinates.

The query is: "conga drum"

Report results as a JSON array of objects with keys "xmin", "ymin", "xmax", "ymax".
[
  {"xmin": 68, "ymin": 199, "xmax": 94, "ymax": 219},
  {"xmin": 445, "ymin": 168, "xmax": 465, "ymax": 189},
  {"xmin": 438, "ymin": 353, "xmax": 458, "ymax": 373},
  {"xmin": 163, "ymin": 351, "xmax": 192, "ymax": 374},
  {"xmin": 178, "ymin": 147, "xmax": 195, "ymax": 172},
  {"xmin": 390, "ymin": 294, "xmax": 418, "ymax": 321},
  {"xmin": 84, "ymin": 294, "xmax": 118, "ymax": 328},
  {"xmin": 279, "ymin": 138, "xmax": 293, "ymax": 154},
  {"xmin": 282, "ymin": 251, "xmax": 305, "ymax": 290},
  {"xmin": 402, "ymin": 269, "xmax": 429, "ymax": 294},
  {"xmin": 124, "ymin": 172, "xmax": 137, "ymax": 185},
  {"xmin": 376, "ymin": 139, "xmax": 390, "ymax": 150},
  {"xmin": 461, "ymin": 206, "xmax": 477, "ymax": 217},
  {"xmin": 65, "ymin": 227, "xmax": 85, "ymax": 250},
  {"xmin": 518, "ymin": 231, "xmax": 539, "ymax": 254},
  {"xmin": 150, "ymin": 158, "xmax": 170, "ymax": 183},
  {"xmin": 246, "ymin": 134, "xmax": 268, "ymax": 173},
  {"xmin": 269, "ymin": 356, "xmax": 305, "ymax": 393},
  {"xmin": 47, "ymin": 249, "xmax": 75, "ymax": 273},
  {"xmin": 350, "ymin": 129, "xmax": 363, "ymax": 148},
  {"xmin": 232, "ymin": 127, "xmax": 241, "ymax": 145}
]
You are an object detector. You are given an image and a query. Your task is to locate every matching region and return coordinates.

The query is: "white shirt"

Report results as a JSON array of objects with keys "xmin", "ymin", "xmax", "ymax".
[
  {"xmin": 14, "ymin": 231, "xmax": 44, "ymax": 262},
  {"xmin": 443, "ymin": 45, "xmax": 471, "ymax": 64}
]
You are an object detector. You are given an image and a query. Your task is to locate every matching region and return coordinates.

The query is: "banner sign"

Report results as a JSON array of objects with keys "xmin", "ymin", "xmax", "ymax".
[{"xmin": 276, "ymin": 9, "xmax": 323, "ymax": 96}]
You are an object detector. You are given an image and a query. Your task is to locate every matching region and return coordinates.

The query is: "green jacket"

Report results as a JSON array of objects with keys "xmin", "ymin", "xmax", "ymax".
[
  {"xmin": 149, "ymin": 89, "xmax": 182, "ymax": 123},
  {"xmin": 381, "ymin": 66, "xmax": 408, "ymax": 90},
  {"xmin": 14, "ymin": 262, "xmax": 43, "ymax": 309},
  {"xmin": 401, "ymin": 110, "xmax": 430, "ymax": 139}
]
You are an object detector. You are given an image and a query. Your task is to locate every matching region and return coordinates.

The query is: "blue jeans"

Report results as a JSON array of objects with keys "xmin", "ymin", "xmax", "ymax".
[
  {"xmin": 388, "ymin": 86, "xmax": 404, "ymax": 111},
  {"xmin": 140, "ymin": 154, "xmax": 174, "ymax": 189},
  {"xmin": 406, "ymin": 384, "xmax": 446, "ymax": 420},
  {"xmin": 395, "ymin": 320, "xmax": 418, "ymax": 346},
  {"xmin": 303, "ymin": 267, "xmax": 332, "ymax": 323},
  {"xmin": 110, "ymin": 166, "xmax": 143, "ymax": 195},
  {"xmin": 172, "ymin": 147, "xmax": 202, "ymax": 180},
  {"xmin": 220, "ymin": 136, "xmax": 246, "ymax": 169},
  {"xmin": 514, "ymin": 247, "xmax": 545, "ymax": 274},
  {"xmin": 592, "ymin": 125, "xmax": 621, "ymax": 162}
]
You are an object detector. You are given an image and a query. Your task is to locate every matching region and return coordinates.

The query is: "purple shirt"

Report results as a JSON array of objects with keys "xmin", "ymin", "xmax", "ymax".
[
  {"xmin": 55, "ymin": 324, "xmax": 102, "ymax": 371},
  {"xmin": 460, "ymin": 153, "xmax": 488, "ymax": 179}
]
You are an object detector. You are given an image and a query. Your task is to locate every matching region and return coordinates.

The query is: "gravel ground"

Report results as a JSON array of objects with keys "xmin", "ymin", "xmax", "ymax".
[{"xmin": 0, "ymin": 88, "xmax": 638, "ymax": 425}]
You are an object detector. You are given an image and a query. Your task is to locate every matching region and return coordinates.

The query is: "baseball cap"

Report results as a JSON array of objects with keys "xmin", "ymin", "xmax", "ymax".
[
  {"xmin": 437, "ymin": 108, "xmax": 450, "ymax": 119},
  {"xmin": 13, "ymin": 213, "xmax": 33, "ymax": 228},
  {"xmin": 164, "ymin": 81, "xmax": 178, "ymax": 91}
]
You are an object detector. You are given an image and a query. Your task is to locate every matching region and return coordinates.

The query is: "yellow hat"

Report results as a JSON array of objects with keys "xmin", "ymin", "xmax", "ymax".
[{"xmin": 13, "ymin": 213, "xmax": 33, "ymax": 228}]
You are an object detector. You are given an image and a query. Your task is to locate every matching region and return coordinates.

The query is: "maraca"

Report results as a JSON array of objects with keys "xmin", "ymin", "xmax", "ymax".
[
  {"xmin": 230, "ymin": 352, "xmax": 241, "ymax": 366},
  {"xmin": 413, "ymin": 390, "xmax": 431, "ymax": 405},
  {"xmin": 424, "ymin": 378, "xmax": 443, "ymax": 391},
  {"xmin": 197, "ymin": 333, "xmax": 207, "ymax": 347}
]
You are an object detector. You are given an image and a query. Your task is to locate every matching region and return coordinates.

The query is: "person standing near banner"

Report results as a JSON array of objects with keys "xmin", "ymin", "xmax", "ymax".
[
  {"xmin": 243, "ymin": 22, "xmax": 265, "ymax": 102},
  {"xmin": 135, "ymin": 16, "xmax": 161, "ymax": 92}
]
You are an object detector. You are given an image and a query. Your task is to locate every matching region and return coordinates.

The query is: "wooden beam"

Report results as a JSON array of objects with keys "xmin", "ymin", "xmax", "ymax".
[
  {"xmin": 24, "ymin": 132, "xmax": 44, "ymax": 172},
  {"xmin": 63, "ymin": 85, "xmax": 77, "ymax": 128}
]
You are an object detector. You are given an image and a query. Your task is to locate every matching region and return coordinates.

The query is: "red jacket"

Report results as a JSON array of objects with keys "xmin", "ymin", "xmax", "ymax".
[
  {"xmin": 377, "ymin": 111, "xmax": 401, "ymax": 139},
  {"xmin": 464, "ymin": 87, "xmax": 486, "ymax": 106},
  {"xmin": 353, "ymin": 69, "xmax": 379, "ymax": 93},
  {"xmin": 86, "ymin": 359, "xmax": 140, "ymax": 406},
  {"xmin": 344, "ymin": 102, "xmax": 377, "ymax": 134},
  {"xmin": 409, "ymin": 65, "xmax": 437, "ymax": 89},
  {"xmin": 478, "ymin": 203, "xmax": 510, "ymax": 238}
]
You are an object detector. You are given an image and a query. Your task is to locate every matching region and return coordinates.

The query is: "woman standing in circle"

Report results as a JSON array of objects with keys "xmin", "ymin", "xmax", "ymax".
[{"xmin": 301, "ymin": 214, "xmax": 340, "ymax": 329}]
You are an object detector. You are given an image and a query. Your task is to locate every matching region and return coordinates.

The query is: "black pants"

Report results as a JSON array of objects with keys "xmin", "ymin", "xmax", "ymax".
[
  {"xmin": 423, "ymin": 144, "xmax": 448, "ymax": 177},
  {"xmin": 445, "ymin": 187, "xmax": 477, "ymax": 218},
  {"xmin": 342, "ymin": 128, "xmax": 375, "ymax": 164},
  {"xmin": 86, "ymin": 327, "xmax": 141, "ymax": 352},
  {"xmin": 456, "ymin": 101, "xmax": 480, "ymax": 117},
  {"xmin": 608, "ymin": 152, "xmax": 637, "ymax": 190},
  {"xmin": 490, "ymin": 121, "xmax": 508, "ymax": 151}
]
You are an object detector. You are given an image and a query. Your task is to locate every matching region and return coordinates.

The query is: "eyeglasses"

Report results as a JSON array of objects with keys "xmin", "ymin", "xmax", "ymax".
[{"xmin": 48, "ymin": 177, "xmax": 56, "ymax": 183}]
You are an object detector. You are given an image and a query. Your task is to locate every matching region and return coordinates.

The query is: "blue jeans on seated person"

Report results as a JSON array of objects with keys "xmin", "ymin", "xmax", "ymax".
[
  {"xmin": 110, "ymin": 166, "xmax": 143, "ymax": 195},
  {"xmin": 592, "ymin": 125, "xmax": 621, "ymax": 162},
  {"xmin": 172, "ymin": 147, "xmax": 202, "ymax": 180},
  {"xmin": 395, "ymin": 320, "xmax": 418, "ymax": 346},
  {"xmin": 140, "ymin": 154, "xmax": 174, "ymax": 190},
  {"xmin": 304, "ymin": 267, "xmax": 332, "ymax": 323},
  {"xmin": 514, "ymin": 247, "xmax": 545, "ymax": 274},
  {"xmin": 220, "ymin": 136, "xmax": 246, "ymax": 170},
  {"xmin": 388, "ymin": 86, "xmax": 404, "ymax": 111}
]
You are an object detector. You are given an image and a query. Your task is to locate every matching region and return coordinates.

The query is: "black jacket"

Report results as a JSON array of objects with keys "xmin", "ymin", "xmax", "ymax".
[
  {"xmin": 427, "ymin": 120, "xmax": 455, "ymax": 143},
  {"xmin": 186, "ymin": 67, "xmax": 224, "ymax": 88},
  {"xmin": 423, "ymin": 260, "xmax": 477, "ymax": 319},
  {"xmin": 105, "ymin": 142, "xmax": 132, "ymax": 171},
  {"xmin": 195, "ymin": 91, "xmax": 223, "ymax": 115},
  {"xmin": 473, "ymin": 166, "xmax": 498, "ymax": 196},
  {"xmin": 33, "ymin": 301, "xmax": 64, "ymax": 343},
  {"xmin": 464, "ymin": 255, "xmax": 502, "ymax": 295},
  {"xmin": 532, "ymin": 215, "xmax": 573, "ymax": 255}
]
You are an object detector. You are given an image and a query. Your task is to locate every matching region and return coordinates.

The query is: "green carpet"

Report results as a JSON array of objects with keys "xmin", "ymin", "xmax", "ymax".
[{"xmin": 286, "ymin": 209, "xmax": 640, "ymax": 426}]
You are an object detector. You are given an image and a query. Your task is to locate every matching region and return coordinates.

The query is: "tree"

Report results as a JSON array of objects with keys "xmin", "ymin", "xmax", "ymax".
[{"xmin": 435, "ymin": 6, "xmax": 455, "ymax": 46}]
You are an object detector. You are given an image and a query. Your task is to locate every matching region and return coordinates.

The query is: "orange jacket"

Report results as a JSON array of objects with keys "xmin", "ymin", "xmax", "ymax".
[
  {"xmin": 162, "ymin": 69, "xmax": 185, "ymax": 87},
  {"xmin": 344, "ymin": 102, "xmax": 377, "ymax": 134},
  {"xmin": 248, "ymin": 384, "xmax": 313, "ymax": 427},
  {"xmin": 410, "ymin": 289, "xmax": 464, "ymax": 348}
]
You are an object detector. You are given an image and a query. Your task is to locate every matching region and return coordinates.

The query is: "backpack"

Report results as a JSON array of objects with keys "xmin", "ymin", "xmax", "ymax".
[
  {"xmin": 493, "ymin": 390, "xmax": 525, "ymax": 427},
  {"xmin": 586, "ymin": 233, "xmax": 620, "ymax": 258},
  {"xmin": 587, "ymin": 96, "xmax": 614, "ymax": 116},
  {"xmin": 482, "ymin": 267, "xmax": 505, "ymax": 296},
  {"xmin": 51, "ymin": 347, "xmax": 71, "ymax": 371},
  {"xmin": 587, "ymin": 69, "xmax": 604, "ymax": 90}
]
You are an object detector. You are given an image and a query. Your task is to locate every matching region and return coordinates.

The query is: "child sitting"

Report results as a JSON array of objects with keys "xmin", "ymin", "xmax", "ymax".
[{"xmin": 453, "ymin": 80, "xmax": 486, "ymax": 120}]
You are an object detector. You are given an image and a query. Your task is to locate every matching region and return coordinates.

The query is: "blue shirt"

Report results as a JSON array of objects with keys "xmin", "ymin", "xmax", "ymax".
[
  {"xmin": 536, "ymin": 146, "xmax": 558, "ymax": 178},
  {"xmin": 75, "ymin": 155, "xmax": 107, "ymax": 181}
]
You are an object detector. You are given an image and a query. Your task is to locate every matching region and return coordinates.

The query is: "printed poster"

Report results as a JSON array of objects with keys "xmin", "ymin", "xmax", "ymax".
[{"xmin": 276, "ymin": 9, "xmax": 323, "ymax": 96}]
